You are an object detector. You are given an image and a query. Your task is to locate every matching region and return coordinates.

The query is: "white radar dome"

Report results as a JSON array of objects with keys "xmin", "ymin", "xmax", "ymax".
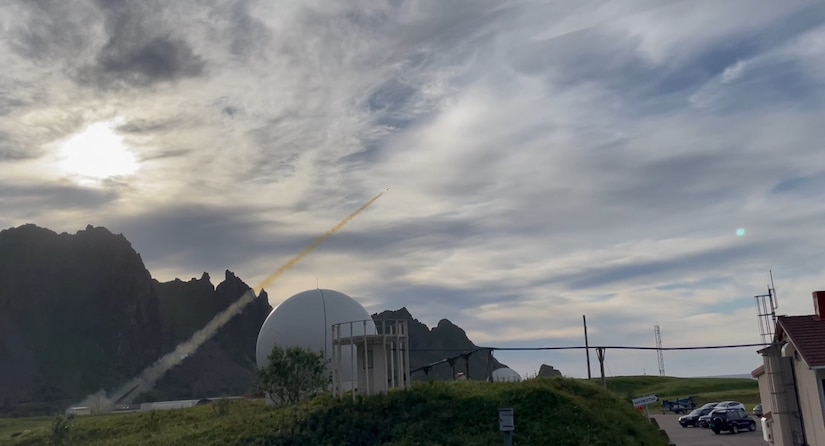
[
  {"xmin": 492, "ymin": 367, "xmax": 522, "ymax": 383},
  {"xmin": 255, "ymin": 289, "xmax": 376, "ymax": 386}
]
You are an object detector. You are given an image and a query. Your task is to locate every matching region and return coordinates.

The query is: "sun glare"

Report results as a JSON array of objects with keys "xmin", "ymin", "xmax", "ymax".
[{"xmin": 58, "ymin": 121, "xmax": 139, "ymax": 181}]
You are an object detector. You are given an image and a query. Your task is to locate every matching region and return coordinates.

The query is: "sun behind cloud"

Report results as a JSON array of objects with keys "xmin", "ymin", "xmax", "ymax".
[{"xmin": 58, "ymin": 120, "xmax": 139, "ymax": 182}]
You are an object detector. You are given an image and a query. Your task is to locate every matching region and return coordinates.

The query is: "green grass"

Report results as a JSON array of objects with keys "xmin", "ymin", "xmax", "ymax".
[
  {"xmin": 2, "ymin": 378, "xmax": 666, "ymax": 446},
  {"xmin": 596, "ymin": 375, "xmax": 760, "ymax": 411},
  {"xmin": 0, "ymin": 417, "xmax": 52, "ymax": 443}
]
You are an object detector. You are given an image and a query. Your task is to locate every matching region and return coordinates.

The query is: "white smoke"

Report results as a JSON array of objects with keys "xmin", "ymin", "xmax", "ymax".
[
  {"xmin": 73, "ymin": 190, "xmax": 386, "ymax": 412},
  {"xmin": 76, "ymin": 289, "xmax": 257, "ymax": 412}
]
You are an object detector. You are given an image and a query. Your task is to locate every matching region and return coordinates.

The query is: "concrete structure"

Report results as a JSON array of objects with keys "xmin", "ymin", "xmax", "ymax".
[
  {"xmin": 753, "ymin": 291, "xmax": 825, "ymax": 446},
  {"xmin": 65, "ymin": 406, "xmax": 91, "ymax": 416},
  {"xmin": 331, "ymin": 319, "xmax": 410, "ymax": 400},
  {"xmin": 139, "ymin": 399, "xmax": 212, "ymax": 411},
  {"xmin": 255, "ymin": 289, "xmax": 376, "ymax": 398},
  {"xmin": 492, "ymin": 367, "xmax": 522, "ymax": 382}
]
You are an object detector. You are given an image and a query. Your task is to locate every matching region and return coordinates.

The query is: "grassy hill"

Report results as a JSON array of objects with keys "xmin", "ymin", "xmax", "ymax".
[
  {"xmin": 597, "ymin": 375, "xmax": 760, "ymax": 411},
  {"xmin": 3, "ymin": 378, "xmax": 666, "ymax": 446}
]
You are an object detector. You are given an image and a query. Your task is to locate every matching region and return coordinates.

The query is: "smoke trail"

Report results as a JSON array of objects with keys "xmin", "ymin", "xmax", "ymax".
[
  {"xmin": 253, "ymin": 191, "xmax": 386, "ymax": 294},
  {"xmin": 75, "ymin": 191, "xmax": 386, "ymax": 412}
]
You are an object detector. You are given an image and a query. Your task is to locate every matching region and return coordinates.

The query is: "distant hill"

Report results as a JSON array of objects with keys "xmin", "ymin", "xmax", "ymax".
[
  {"xmin": 688, "ymin": 374, "xmax": 755, "ymax": 380},
  {"xmin": 0, "ymin": 224, "xmax": 503, "ymax": 417},
  {"xmin": 599, "ymin": 375, "xmax": 760, "ymax": 410}
]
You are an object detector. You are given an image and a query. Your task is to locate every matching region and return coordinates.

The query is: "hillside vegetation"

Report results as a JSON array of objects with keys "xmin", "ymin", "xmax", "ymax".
[
  {"xmin": 599, "ymin": 375, "xmax": 760, "ymax": 410},
  {"xmin": 4, "ymin": 378, "xmax": 665, "ymax": 446}
]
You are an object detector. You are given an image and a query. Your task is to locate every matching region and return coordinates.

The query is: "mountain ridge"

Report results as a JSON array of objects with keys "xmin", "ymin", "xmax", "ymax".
[{"xmin": 0, "ymin": 224, "xmax": 501, "ymax": 416}]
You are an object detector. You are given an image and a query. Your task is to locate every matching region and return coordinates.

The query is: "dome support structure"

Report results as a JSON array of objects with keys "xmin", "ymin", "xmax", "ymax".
[{"xmin": 331, "ymin": 319, "xmax": 411, "ymax": 400}]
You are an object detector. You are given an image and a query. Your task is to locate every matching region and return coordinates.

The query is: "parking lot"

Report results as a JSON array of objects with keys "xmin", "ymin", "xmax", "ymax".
[{"xmin": 653, "ymin": 414, "xmax": 765, "ymax": 446}]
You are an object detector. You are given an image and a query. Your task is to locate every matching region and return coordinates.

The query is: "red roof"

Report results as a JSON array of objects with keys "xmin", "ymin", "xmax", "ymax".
[
  {"xmin": 776, "ymin": 315, "xmax": 825, "ymax": 368},
  {"xmin": 751, "ymin": 364, "xmax": 765, "ymax": 378}
]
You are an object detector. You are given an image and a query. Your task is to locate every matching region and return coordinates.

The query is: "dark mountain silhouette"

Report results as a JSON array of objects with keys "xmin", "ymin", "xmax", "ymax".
[
  {"xmin": 372, "ymin": 308, "xmax": 507, "ymax": 381},
  {"xmin": 0, "ymin": 224, "xmax": 271, "ymax": 416},
  {"xmin": 0, "ymin": 224, "xmax": 509, "ymax": 417},
  {"xmin": 0, "ymin": 224, "xmax": 166, "ymax": 416}
]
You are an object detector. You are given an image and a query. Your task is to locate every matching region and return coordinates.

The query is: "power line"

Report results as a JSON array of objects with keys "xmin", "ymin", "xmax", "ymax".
[
  {"xmin": 404, "ymin": 343, "xmax": 769, "ymax": 353},
  {"xmin": 404, "ymin": 342, "xmax": 772, "ymax": 376}
]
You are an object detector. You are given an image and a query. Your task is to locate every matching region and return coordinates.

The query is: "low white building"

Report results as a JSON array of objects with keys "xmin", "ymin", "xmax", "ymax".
[{"xmin": 65, "ymin": 406, "xmax": 91, "ymax": 416}]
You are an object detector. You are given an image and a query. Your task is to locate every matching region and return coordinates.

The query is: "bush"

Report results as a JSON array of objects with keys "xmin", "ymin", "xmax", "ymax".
[
  {"xmin": 212, "ymin": 399, "xmax": 231, "ymax": 418},
  {"xmin": 257, "ymin": 345, "xmax": 330, "ymax": 407}
]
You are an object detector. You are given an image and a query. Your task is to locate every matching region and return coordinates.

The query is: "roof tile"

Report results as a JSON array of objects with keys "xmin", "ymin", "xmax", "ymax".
[{"xmin": 777, "ymin": 315, "xmax": 825, "ymax": 368}]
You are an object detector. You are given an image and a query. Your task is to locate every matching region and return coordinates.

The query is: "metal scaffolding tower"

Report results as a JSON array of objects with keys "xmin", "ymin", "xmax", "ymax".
[{"xmin": 654, "ymin": 325, "xmax": 665, "ymax": 376}]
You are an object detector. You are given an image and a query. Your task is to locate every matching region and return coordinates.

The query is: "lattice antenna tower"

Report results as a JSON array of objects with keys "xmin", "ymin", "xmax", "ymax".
[
  {"xmin": 754, "ymin": 270, "xmax": 779, "ymax": 344},
  {"xmin": 654, "ymin": 325, "xmax": 665, "ymax": 376}
]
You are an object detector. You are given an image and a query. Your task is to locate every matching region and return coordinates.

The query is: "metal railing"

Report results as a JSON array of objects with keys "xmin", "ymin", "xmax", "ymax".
[{"xmin": 330, "ymin": 319, "xmax": 410, "ymax": 400}]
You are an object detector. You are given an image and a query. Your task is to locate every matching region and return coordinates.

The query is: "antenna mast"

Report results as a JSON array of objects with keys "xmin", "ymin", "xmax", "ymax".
[
  {"xmin": 754, "ymin": 270, "xmax": 779, "ymax": 344},
  {"xmin": 654, "ymin": 325, "xmax": 665, "ymax": 376}
]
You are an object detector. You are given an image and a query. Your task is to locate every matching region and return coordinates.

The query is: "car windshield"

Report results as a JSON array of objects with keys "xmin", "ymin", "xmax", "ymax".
[{"xmin": 689, "ymin": 409, "xmax": 702, "ymax": 416}]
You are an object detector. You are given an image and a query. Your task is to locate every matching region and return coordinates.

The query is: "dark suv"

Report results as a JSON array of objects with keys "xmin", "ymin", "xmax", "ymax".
[
  {"xmin": 708, "ymin": 408, "xmax": 756, "ymax": 434},
  {"xmin": 678, "ymin": 406, "xmax": 715, "ymax": 427}
]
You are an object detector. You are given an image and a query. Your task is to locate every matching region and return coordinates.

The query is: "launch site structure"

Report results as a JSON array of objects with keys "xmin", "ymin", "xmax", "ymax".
[{"xmin": 331, "ymin": 319, "xmax": 411, "ymax": 400}]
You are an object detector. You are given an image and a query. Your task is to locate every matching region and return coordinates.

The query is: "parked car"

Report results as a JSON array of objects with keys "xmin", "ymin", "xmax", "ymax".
[
  {"xmin": 679, "ymin": 406, "xmax": 716, "ymax": 427},
  {"xmin": 699, "ymin": 408, "xmax": 724, "ymax": 428},
  {"xmin": 714, "ymin": 401, "xmax": 746, "ymax": 411},
  {"xmin": 753, "ymin": 404, "xmax": 763, "ymax": 417},
  {"xmin": 708, "ymin": 408, "xmax": 756, "ymax": 434}
]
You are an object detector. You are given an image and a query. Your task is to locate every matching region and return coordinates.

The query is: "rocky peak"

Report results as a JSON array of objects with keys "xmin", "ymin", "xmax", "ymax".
[{"xmin": 372, "ymin": 308, "xmax": 506, "ymax": 380}]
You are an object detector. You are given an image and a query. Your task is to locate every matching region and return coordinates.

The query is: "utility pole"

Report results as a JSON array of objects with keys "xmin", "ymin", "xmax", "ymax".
[
  {"xmin": 654, "ymin": 325, "xmax": 665, "ymax": 376},
  {"xmin": 596, "ymin": 347, "xmax": 606, "ymax": 389},
  {"xmin": 583, "ymin": 315, "xmax": 592, "ymax": 379},
  {"xmin": 487, "ymin": 349, "xmax": 494, "ymax": 382}
]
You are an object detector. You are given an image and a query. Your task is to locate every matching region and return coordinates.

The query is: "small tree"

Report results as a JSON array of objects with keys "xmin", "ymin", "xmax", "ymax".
[{"xmin": 258, "ymin": 345, "xmax": 330, "ymax": 406}]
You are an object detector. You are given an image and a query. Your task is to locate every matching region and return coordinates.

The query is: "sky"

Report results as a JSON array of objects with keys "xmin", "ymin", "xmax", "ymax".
[{"xmin": 2, "ymin": 0, "xmax": 825, "ymax": 380}]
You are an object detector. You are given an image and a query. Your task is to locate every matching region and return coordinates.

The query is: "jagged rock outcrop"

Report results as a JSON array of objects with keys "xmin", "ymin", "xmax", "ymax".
[
  {"xmin": 0, "ymin": 224, "xmax": 164, "ymax": 414},
  {"xmin": 0, "ymin": 224, "xmax": 271, "ymax": 416},
  {"xmin": 0, "ymin": 223, "xmax": 507, "ymax": 416},
  {"xmin": 143, "ymin": 270, "xmax": 271, "ymax": 402},
  {"xmin": 372, "ymin": 307, "xmax": 506, "ymax": 381},
  {"xmin": 537, "ymin": 364, "xmax": 563, "ymax": 378}
]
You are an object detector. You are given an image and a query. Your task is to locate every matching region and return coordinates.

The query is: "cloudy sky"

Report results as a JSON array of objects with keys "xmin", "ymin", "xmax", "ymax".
[{"xmin": 3, "ymin": 0, "xmax": 825, "ymax": 379}]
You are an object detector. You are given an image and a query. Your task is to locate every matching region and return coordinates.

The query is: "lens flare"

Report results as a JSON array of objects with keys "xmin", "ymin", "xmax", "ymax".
[
  {"xmin": 736, "ymin": 228, "xmax": 746, "ymax": 237},
  {"xmin": 75, "ymin": 191, "xmax": 386, "ymax": 412}
]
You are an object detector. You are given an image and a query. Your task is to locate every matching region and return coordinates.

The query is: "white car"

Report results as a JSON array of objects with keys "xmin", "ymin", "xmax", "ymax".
[{"xmin": 715, "ymin": 401, "xmax": 746, "ymax": 411}]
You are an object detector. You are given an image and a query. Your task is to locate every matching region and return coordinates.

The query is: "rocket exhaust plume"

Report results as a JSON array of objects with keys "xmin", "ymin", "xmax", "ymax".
[{"xmin": 76, "ymin": 191, "xmax": 386, "ymax": 412}]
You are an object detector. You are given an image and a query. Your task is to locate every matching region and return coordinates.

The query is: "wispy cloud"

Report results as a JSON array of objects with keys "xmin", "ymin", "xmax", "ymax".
[{"xmin": 2, "ymin": 0, "xmax": 825, "ymax": 378}]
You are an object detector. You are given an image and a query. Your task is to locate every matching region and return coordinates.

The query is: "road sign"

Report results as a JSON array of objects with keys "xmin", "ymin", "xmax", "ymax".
[
  {"xmin": 632, "ymin": 395, "xmax": 658, "ymax": 407},
  {"xmin": 499, "ymin": 408, "xmax": 514, "ymax": 432}
]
